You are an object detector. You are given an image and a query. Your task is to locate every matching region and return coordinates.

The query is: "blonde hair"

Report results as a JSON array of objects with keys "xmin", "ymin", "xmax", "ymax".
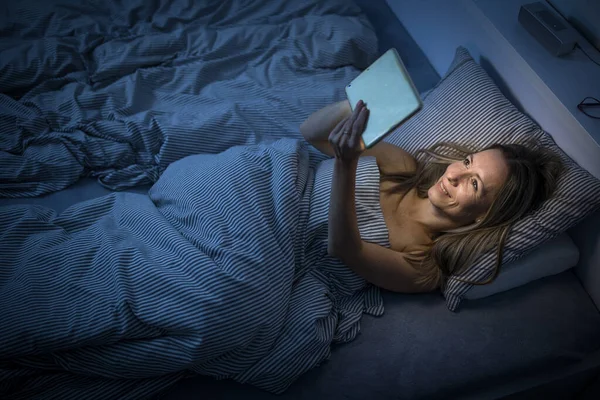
[{"xmin": 382, "ymin": 139, "xmax": 563, "ymax": 288}]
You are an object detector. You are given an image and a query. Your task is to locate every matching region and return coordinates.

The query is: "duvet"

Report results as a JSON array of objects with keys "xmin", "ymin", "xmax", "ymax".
[{"xmin": 0, "ymin": 0, "xmax": 383, "ymax": 398}]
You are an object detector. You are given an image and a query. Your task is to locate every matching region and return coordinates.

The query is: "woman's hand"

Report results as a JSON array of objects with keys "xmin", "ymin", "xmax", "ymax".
[{"xmin": 328, "ymin": 100, "xmax": 370, "ymax": 163}]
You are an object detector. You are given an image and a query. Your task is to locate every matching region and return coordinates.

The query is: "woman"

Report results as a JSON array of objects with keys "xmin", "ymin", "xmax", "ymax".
[
  {"xmin": 0, "ymin": 99, "xmax": 562, "ymax": 399},
  {"xmin": 302, "ymin": 99, "xmax": 563, "ymax": 292}
]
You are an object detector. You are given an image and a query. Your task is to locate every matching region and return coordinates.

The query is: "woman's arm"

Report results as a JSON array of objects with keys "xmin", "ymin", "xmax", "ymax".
[
  {"xmin": 332, "ymin": 238, "xmax": 438, "ymax": 293},
  {"xmin": 301, "ymin": 101, "xmax": 417, "ymax": 175},
  {"xmin": 300, "ymin": 100, "xmax": 352, "ymax": 156},
  {"xmin": 327, "ymin": 157, "xmax": 362, "ymax": 256},
  {"xmin": 327, "ymin": 157, "xmax": 435, "ymax": 293},
  {"xmin": 327, "ymin": 101, "xmax": 435, "ymax": 293}
]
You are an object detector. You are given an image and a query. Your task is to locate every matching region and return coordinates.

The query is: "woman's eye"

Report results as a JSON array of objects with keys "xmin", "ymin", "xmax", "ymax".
[
  {"xmin": 463, "ymin": 158, "xmax": 470, "ymax": 167},
  {"xmin": 472, "ymin": 179, "xmax": 478, "ymax": 191}
]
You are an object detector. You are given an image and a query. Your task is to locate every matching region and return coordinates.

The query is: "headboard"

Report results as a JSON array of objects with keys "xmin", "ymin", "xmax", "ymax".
[{"xmin": 386, "ymin": 0, "xmax": 600, "ymax": 309}]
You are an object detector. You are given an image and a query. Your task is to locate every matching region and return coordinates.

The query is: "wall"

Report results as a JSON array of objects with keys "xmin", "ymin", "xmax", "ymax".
[
  {"xmin": 385, "ymin": 0, "xmax": 600, "ymax": 178},
  {"xmin": 385, "ymin": 0, "xmax": 600, "ymax": 309},
  {"xmin": 548, "ymin": 0, "xmax": 600, "ymax": 50},
  {"xmin": 473, "ymin": 0, "xmax": 600, "ymax": 148}
]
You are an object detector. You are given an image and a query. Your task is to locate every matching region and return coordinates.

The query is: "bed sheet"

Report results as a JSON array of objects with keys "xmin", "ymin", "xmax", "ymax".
[{"xmin": 162, "ymin": 269, "xmax": 600, "ymax": 400}]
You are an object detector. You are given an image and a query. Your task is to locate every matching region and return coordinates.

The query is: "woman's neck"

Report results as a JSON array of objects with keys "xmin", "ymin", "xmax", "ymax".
[{"xmin": 398, "ymin": 190, "xmax": 461, "ymax": 237}]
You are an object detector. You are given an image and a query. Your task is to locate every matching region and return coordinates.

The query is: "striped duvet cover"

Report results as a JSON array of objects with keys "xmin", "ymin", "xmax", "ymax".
[
  {"xmin": 0, "ymin": 0, "xmax": 377, "ymax": 197},
  {"xmin": 0, "ymin": 0, "xmax": 383, "ymax": 398},
  {"xmin": 0, "ymin": 139, "xmax": 388, "ymax": 399},
  {"xmin": 0, "ymin": 139, "xmax": 307, "ymax": 398}
]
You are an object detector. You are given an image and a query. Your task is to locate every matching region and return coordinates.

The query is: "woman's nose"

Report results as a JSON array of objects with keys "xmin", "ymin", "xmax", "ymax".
[
  {"xmin": 445, "ymin": 173, "xmax": 456, "ymax": 186},
  {"xmin": 447, "ymin": 168, "xmax": 465, "ymax": 186}
]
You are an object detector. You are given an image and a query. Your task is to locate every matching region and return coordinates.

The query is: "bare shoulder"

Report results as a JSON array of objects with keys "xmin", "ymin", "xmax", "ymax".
[{"xmin": 362, "ymin": 142, "xmax": 417, "ymax": 176}]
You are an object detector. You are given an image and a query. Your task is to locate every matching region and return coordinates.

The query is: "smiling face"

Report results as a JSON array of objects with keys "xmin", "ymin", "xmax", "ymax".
[{"xmin": 427, "ymin": 149, "xmax": 510, "ymax": 226}]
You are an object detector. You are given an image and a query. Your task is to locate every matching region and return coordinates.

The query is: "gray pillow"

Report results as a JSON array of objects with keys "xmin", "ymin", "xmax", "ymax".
[
  {"xmin": 463, "ymin": 232, "xmax": 579, "ymax": 300},
  {"xmin": 384, "ymin": 46, "xmax": 600, "ymax": 311}
]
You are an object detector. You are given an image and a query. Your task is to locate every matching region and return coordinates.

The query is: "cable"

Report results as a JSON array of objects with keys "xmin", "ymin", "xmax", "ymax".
[
  {"xmin": 574, "ymin": 44, "xmax": 600, "ymax": 119},
  {"xmin": 575, "ymin": 43, "xmax": 600, "ymax": 67}
]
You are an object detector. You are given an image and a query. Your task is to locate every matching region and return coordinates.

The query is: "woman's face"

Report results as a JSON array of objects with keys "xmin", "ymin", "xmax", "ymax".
[{"xmin": 428, "ymin": 149, "xmax": 509, "ymax": 226}]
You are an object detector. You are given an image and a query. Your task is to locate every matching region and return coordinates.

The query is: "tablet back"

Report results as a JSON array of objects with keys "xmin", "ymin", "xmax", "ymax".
[{"xmin": 345, "ymin": 48, "xmax": 422, "ymax": 148}]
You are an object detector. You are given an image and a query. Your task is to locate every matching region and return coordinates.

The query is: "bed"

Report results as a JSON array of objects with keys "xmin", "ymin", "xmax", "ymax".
[{"xmin": 1, "ymin": 0, "xmax": 599, "ymax": 399}]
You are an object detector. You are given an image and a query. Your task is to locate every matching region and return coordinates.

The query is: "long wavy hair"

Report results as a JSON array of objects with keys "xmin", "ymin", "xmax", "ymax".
[{"xmin": 383, "ymin": 139, "xmax": 564, "ymax": 288}]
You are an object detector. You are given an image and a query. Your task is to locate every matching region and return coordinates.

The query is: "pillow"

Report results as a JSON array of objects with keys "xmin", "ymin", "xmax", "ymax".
[
  {"xmin": 464, "ymin": 232, "xmax": 579, "ymax": 300},
  {"xmin": 384, "ymin": 46, "xmax": 600, "ymax": 311}
]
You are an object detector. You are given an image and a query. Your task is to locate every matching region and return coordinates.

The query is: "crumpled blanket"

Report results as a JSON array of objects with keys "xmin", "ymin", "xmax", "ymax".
[
  {"xmin": 0, "ymin": 139, "xmax": 384, "ymax": 399},
  {"xmin": 0, "ymin": 0, "xmax": 378, "ymax": 197}
]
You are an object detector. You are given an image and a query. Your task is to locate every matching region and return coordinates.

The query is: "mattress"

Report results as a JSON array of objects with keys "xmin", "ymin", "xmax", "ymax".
[{"xmin": 161, "ymin": 270, "xmax": 600, "ymax": 400}]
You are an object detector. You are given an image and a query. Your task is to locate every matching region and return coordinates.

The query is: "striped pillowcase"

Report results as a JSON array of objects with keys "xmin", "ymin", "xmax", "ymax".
[{"xmin": 384, "ymin": 46, "xmax": 600, "ymax": 311}]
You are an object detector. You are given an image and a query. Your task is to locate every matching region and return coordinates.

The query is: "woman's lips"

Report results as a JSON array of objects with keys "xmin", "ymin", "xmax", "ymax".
[{"xmin": 440, "ymin": 180, "xmax": 451, "ymax": 198}]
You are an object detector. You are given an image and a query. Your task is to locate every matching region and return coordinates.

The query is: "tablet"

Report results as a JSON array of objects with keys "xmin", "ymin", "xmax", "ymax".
[{"xmin": 345, "ymin": 48, "xmax": 422, "ymax": 149}]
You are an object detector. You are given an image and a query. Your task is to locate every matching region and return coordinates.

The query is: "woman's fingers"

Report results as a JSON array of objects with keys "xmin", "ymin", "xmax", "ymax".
[
  {"xmin": 338, "ymin": 131, "xmax": 347, "ymax": 153},
  {"xmin": 329, "ymin": 116, "xmax": 347, "ymax": 141},
  {"xmin": 357, "ymin": 105, "xmax": 369, "ymax": 128},
  {"xmin": 350, "ymin": 107, "xmax": 368, "ymax": 138},
  {"xmin": 349, "ymin": 106, "xmax": 369, "ymax": 149},
  {"xmin": 330, "ymin": 117, "xmax": 350, "ymax": 159},
  {"xmin": 329, "ymin": 117, "xmax": 347, "ymax": 147},
  {"xmin": 352, "ymin": 100, "xmax": 364, "ymax": 122},
  {"xmin": 329, "ymin": 101, "xmax": 368, "ymax": 159},
  {"xmin": 340, "ymin": 118, "xmax": 352, "ymax": 142}
]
